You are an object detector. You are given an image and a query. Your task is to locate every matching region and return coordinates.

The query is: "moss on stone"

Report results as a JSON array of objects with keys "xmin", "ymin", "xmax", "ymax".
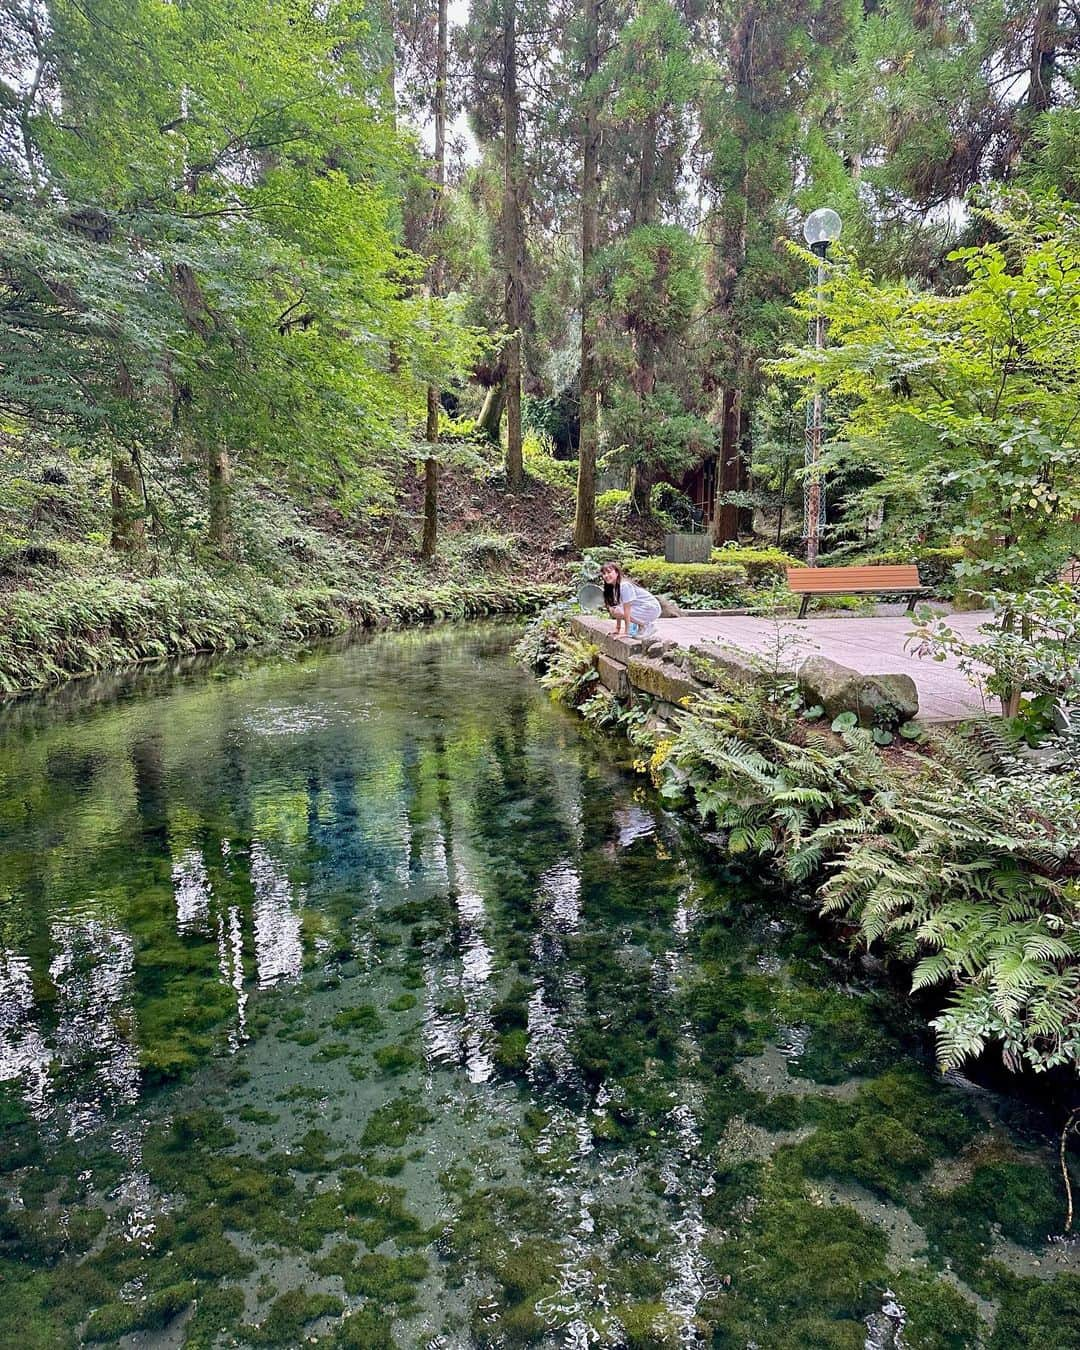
[
  {"xmin": 495, "ymin": 1029, "xmax": 529, "ymax": 1071},
  {"xmin": 313, "ymin": 1040, "xmax": 352, "ymax": 1061},
  {"xmin": 988, "ymin": 1272, "xmax": 1080, "ymax": 1349},
  {"xmin": 374, "ymin": 1042, "xmax": 419, "ymax": 1074},
  {"xmin": 83, "ymin": 1280, "xmax": 195, "ymax": 1343},
  {"xmin": 918, "ymin": 1159, "xmax": 1064, "ymax": 1285},
  {"xmin": 245, "ymin": 1289, "xmax": 342, "ymax": 1345},
  {"xmin": 331, "ymin": 1003, "xmax": 382, "ymax": 1034},
  {"xmin": 388, "ymin": 992, "xmax": 418, "ymax": 1011},
  {"xmin": 703, "ymin": 1182, "xmax": 889, "ymax": 1341},
  {"xmin": 615, "ymin": 1301, "xmax": 682, "ymax": 1349},
  {"xmin": 776, "ymin": 986, "xmax": 898, "ymax": 1085},
  {"xmin": 893, "ymin": 1269, "xmax": 982, "ymax": 1349},
  {"xmin": 789, "ymin": 1069, "xmax": 978, "ymax": 1200},
  {"xmin": 360, "ymin": 1092, "xmax": 434, "ymax": 1148},
  {"xmin": 183, "ymin": 1286, "xmax": 246, "ymax": 1350},
  {"xmin": 333, "ymin": 1305, "xmax": 399, "ymax": 1349},
  {"xmin": 342, "ymin": 1252, "xmax": 428, "ymax": 1306}
]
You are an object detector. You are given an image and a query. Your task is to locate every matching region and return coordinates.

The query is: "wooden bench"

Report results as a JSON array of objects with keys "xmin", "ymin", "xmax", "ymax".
[{"xmin": 786, "ymin": 565, "xmax": 929, "ymax": 619}]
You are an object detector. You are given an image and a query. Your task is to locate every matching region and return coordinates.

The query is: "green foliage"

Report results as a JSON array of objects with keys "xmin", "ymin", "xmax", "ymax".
[
  {"xmin": 522, "ymin": 429, "xmax": 577, "ymax": 490},
  {"xmin": 532, "ymin": 616, "xmax": 1080, "ymax": 1074},
  {"xmin": 596, "ymin": 489, "xmax": 631, "ymax": 519},
  {"xmin": 710, "ymin": 545, "xmax": 800, "ymax": 582},
  {"xmin": 863, "ymin": 547, "xmax": 967, "ymax": 591},
  {"xmin": 0, "ymin": 572, "xmax": 559, "ymax": 694},
  {"xmin": 629, "ymin": 558, "xmax": 747, "ymax": 603},
  {"xmin": 912, "ymin": 586, "xmax": 1080, "ymax": 713},
  {"xmin": 773, "ymin": 198, "xmax": 1080, "ymax": 587}
]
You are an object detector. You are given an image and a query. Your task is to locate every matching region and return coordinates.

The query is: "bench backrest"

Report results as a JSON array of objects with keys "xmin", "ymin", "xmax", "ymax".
[{"xmin": 786, "ymin": 564, "xmax": 921, "ymax": 594}]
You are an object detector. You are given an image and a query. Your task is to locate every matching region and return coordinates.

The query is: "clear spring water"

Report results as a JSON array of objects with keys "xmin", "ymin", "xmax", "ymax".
[{"xmin": 1, "ymin": 624, "xmax": 1077, "ymax": 1350}]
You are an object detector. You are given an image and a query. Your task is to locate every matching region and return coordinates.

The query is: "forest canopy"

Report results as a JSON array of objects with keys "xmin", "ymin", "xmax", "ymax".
[{"xmin": 0, "ymin": 0, "xmax": 1078, "ymax": 569}]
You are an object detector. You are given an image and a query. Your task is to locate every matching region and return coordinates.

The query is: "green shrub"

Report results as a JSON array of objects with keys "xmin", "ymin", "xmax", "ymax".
[
  {"xmin": 0, "ymin": 575, "xmax": 561, "ymax": 695},
  {"xmin": 596, "ymin": 489, "xmax": 630, "ymax": 518},
  {"xmin": 710, "ymin": 544, "xmax": 799, "ymax": 581},
  {"xmin": 650, "ymin": 482, "xmax": 696, "ymax": 528},
  {"xmin": 452, "ymin": 532, "xmax": 519, "ymax": 571},
  {"xmin": 863, "ymin": 546, "xmax": 966, "ymax": 590},
  {"xmin": 630, "ymin": 558, "xmax": 746, "ymax": 602},
  {"xmin": 522, "ymin": 429, "xmax": 576, "ymax": 490}
]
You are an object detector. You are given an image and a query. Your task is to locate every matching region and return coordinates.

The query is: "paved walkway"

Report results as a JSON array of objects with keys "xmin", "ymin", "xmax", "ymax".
[{"xmin": 583, "ymin": 609, "xmax": 998, "ymax": 723}]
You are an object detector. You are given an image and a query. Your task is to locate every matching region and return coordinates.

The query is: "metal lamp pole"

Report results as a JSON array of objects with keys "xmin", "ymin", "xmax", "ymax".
[{"xmin": 802, "ymin": 208, "xmax": 842, "ymax": 567}]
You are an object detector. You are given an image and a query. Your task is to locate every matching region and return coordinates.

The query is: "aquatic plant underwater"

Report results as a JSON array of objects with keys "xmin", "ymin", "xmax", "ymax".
[{"xmin": 0, "ymin": 625, "xmax": 1077, "ymax": 1348}]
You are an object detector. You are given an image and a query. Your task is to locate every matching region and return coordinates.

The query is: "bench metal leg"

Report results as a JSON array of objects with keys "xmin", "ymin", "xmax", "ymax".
[
  {"xmin": 798, "ymin": 594, "xmax": 811, "ymax": 620},
  {"xmin": 906, "ymin": 594, "xmax": 917, "ymax": 612}
]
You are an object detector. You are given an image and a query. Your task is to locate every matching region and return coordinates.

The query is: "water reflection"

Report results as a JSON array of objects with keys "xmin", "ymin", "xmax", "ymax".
[{"xmin": 1, "ymin": 624, "xmax": 1077, "ymax": 1349}]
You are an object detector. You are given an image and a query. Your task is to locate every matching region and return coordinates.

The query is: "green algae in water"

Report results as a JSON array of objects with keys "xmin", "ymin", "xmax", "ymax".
[{"xmin": 1, "ymin": 623, "xmax": 1077, "ymax": 1348}]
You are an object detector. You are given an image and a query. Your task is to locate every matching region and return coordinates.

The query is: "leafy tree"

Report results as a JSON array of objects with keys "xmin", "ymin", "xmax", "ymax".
[{"xmin": 774, "ymin": 195, "xmax": 1080, "ymax": 587}]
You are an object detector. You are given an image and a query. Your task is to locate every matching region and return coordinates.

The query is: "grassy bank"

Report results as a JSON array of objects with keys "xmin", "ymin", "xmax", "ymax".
[
  {"xmin": 0, "ymin": 571, "xmax": 559, "ymax": 696},
  {"xmin": 524, "ymin": 614, "xmax": 1080, "ymax": 1082},
  {"xmin": 0, "ymin": 451, "xmax": 572, "ymax": 697}
]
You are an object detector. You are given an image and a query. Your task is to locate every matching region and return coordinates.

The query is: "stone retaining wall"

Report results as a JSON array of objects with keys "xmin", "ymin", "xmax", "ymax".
[{"xmin": 568, "ymin": 615, "xmax": 921, "ymax": 726}]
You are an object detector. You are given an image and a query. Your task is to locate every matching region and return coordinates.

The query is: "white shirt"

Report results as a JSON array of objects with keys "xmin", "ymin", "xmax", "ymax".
[{"xmin": 616, "ymin": 578, "xmax": 659, "ymax": 608}]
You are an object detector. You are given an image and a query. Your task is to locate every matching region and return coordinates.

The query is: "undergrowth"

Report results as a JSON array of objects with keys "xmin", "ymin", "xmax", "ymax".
[{"xmin": 522, "ymin": 616, "xmax": 1080, "ymax": 1076}]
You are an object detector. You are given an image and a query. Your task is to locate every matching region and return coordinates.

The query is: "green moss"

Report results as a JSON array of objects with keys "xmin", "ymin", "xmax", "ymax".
[
  {"xmin": 342, "ymin": 1252, "xmax": 428, "ymax": 1306},
  {"xmin": 388, "ymin": 993, "xmax": 418, "ymax": 1011},
  {"xmin": 615, "ymin": 1301, "xmax": 682, "ymax": 1349},
  {"xmin": 331, "ymin": 1003, "xmax": 382, "ymax": 1033},
  {"xmin": 492, "ymin": 983, "xmax": 530, "ymax": 1032},
  {"xmin": 276, "ymin": 1085, "xmax": 324, "ymax": 1103},
  {"xmin": 918, "ymin": 1160, "xmax": 1063, "ymax": 1285},
  {"xmin": 493, "ymin": 1239, "xmax": 562, "ymax": 1302},
  {"xmin": 703, "ymin": 1183, "xmax": 889, "ymax": 1339},
  {"xmin": 988, "ymin": 1272, "xmax": 1080, "ymax": 1349},
  {"xmin": 789, "ymin": 1069, "xmax": 978, "ymax": 1200},
  {"xmin": 374, "ymin": 1043, "xmax": 419, "ymax": 1074},
  {"xmin": 333, "ymin": 1306, "xmax": 399, "ymax": 1349},
  {"xmin": 237, "ymin": 1107, "xmax": 278, "ymax": 1124},
  {"xmin": 171, "ymin": 1208, "xmax": 255, "ymax": 1280},
  {"xmin": 184, "ymin": 1286, "xmax": 246, "ymax": 1350},
  {"xmin": 83, "ymin": 1281, "xmax": 195, "ymax": 1343},
  {"xmin": 245, "ymin": 1290, "xmax": 343, "ymax": 1345},
  {"xmin": 361, "ymin": 1093, "xmax": 434, "ymax": 1148},
  {"xmin": 313, "ymin": 1040, "xmax": 352, "ymax": 1061},
  {"xmin": 776, "ymin": 986, "xmax": 897, "ymax": 1085},
  {"xmin": 495, "ymin": 1029, "xmax": 529, "ymax": 1071},
  {"xmin": 893, "ymin": 1270, "xmax": 981, "ymax": 1349},
  {"xmin": 337, "ymin": 1172, "xmax": 428, "ymax": 1248}
]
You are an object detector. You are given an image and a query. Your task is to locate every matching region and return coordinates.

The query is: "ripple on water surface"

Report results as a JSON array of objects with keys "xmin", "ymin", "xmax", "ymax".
[{"xmin": 1, "ymin": 623, "xmax": 1078, "ymax": 1350}]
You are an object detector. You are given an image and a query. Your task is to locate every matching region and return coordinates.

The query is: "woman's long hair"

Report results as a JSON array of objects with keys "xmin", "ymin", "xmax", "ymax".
[{"xmin": 602, "ymin": 564, "xmax": 622, "ymax": 608}]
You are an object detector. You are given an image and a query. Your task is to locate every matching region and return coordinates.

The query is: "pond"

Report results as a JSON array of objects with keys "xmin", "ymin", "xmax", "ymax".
[{"xmin": 1, "ymin": 623, "xmax": 1078, "ymax": 1349}]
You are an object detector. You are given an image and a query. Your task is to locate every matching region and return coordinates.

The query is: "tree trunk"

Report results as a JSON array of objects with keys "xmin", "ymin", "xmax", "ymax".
[
  {"xmin": 573, "ymin": 0, "xmax": 601, "ymax": 549},
  {"xmin": 208, "ymin": 441, "xmax": 232, "ymax": 554},
  {"xmin": 110, "ymin": 360, "xmax": 145, "ymax": 553},
  {"xmin": 421, "ymin": 0, "xmax": 448, "ymax": 561},
  {"xmin": 502, "ymin": 0, "xmax": 524, "ymax": 490},
  {"xmin": 111, "ymin": 444, "xmax": 146, "ymax": 553},
  {"xmin": 477, "ymin": 381, "xmax": 506, "ymax": 441},
  {"xmin": 421, "ymin": 429, "xmax": 438, "ymax": 562},
  {"xmin": 711, "ymin": 388, "xmax": 744, "ymax": 544},
  {"xmin": 629, "ymin": 460, "xmax": 654, "ymax": 517},
  {"xmin": 1028, "ymin": 0, "xmax": 1059, "ymax": 114},
  {"xmin": 628, "ymin": 109, "xmax": 658, "ymax": 513}
]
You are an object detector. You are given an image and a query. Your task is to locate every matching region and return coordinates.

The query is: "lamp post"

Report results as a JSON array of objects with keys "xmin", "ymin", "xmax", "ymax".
[{"xmin": 802, "ymin": 207, "xmax": 842, "ymax": 567}]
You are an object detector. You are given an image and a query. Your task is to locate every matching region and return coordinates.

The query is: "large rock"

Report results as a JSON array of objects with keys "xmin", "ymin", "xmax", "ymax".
[
  {"xmin": 626, "ymin": 657, "xmax": 702, "ymax": 706},
  {"xmin": 688, "ymin": 642, "xmax": 758, "ymax": 687},
  {"xmin": 596, "ymin": 653, "xmax": 629, "ymax": 698},
  {"xmin": 798, "ymin": 655, "xmax": 918, "ymax": 726},
  {"xmin": 569, "ymin": 616, "xmax": 642, "ymax": 662}
]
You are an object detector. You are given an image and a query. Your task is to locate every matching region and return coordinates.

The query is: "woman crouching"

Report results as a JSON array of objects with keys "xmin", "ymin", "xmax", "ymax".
[{"xmin": 600, "ymin": 562, "xmax": 662, "ymax": 639}]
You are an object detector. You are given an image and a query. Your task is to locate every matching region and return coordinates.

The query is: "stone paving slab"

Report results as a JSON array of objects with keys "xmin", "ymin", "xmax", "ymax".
[{"xmin": 574, "ymin": 611, "xmax": 997, "ymax": 723}]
